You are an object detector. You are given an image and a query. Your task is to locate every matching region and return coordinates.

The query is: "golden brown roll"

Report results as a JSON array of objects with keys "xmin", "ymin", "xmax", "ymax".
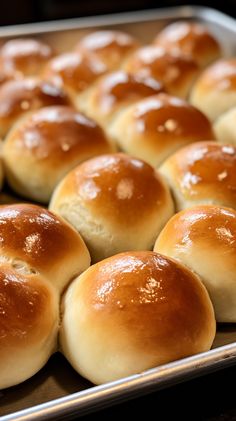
[
  {"xmin": 0, "ymin": 203, "xmax": 90, "ymax": 293},
  {"xmin": 159, "ymin": 141, "xmax": 236, "ymax": 211},
  {"xmin": 75, "ymin": 30, "xmax": 140, "ymax": 71},
  {"xmin": 80, "ymin": 70, "xmax": 164, "ymax": 128},
  {"xmin": 214, "ymin": 106, "xmax": 236, "ymax": 145},
  {"xmin": 0, "ymin": 265, "xmax": 59, "ymax": 389},
  {"xmin": 190, "ymin": 59, "xmax": 236, "ymax": 121},
  {"xmin": 123, "ymin": 45, "xmax": 199, "ymax": 98},
  {"xmin": 109, "ymin": 93, "xmax": 214, "ymax": 167},
  {"xmin": 154, "ymin": 205, "xmax": 236, "ymax": 322},
  {"xmin": 153, "ymin": 21, "xmax": 221, "ymax": 67},
  {"xmin": 0, "ymin": 77, "xmax": 70, "ymax": 138},
  {"xmin": 60, "ymin": 250, "xmax": 216, "ymax": 384},
  {"xmin": 42, "ymin": 51, "xmax": 107, "ymax": 105},
  {"xmin": 2, "ymin": 105, "xmax": 114, "ymax": 203},
  {"xmin": 50, "ymin": 153, "xmax": 174, "ymax": 262},
  {"xmin": 0, "ymin": 38, "xmax": 53, "ymax": 76}
]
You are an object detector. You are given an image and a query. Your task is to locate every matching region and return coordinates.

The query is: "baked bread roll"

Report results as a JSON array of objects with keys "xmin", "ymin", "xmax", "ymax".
[
  {"xmin": 109, "ymin": 93, "xmax": 214, "ymax": 167},
  {"xmin": 153, "ymin": 21, "xmax": 221, "ymax": 67},
  {"xmin": 154, "ymin": 205, "xmax": 236, "ymax": 322},
  {"xmin": 42, "ymin": 51, "xmax": 107, "ymax": 105},
  {"xmin": 2, "ymin": 106, "xmax": 114, "ymax": 203},
  {"xmin": 0, "ymin": 78, "xmax": 70, "ymax": 138},
  {"xmin": 123, "ymin": 45, "xmax": 199, "ymax": 98},
  {"xmin": 75, "ymin": 30, "xmax": 140, "ymax": 70},
  {"xmin": 0, "ymin": 38, "xmax": 53, "ymax": 76},
  {"xmin": 190, "ymin": 59, "xmax": 236, "ymax": 121},
  {"xmin": 159, "ymin": 141, "xmax": 236, "ymax": 211},
  {"xmin": 0, "ymin": 203, "xmax": 90, "ymax": 389},
  {"xmin": 214, "ymin": 106, "xmax": 236, "ymax": 145},
  {"xmin": 80, "ymin": 70, "xmax": 164, "ymax": 128},
  {"xmin": 0, "ymin": 265, "xmax": 59, "ymax": 389},
  {"xmin": 60, "ymin": 250, "xmax": 216, "ymax": 384},
  {"xmin": 0, "ymin": 203, "xmax": 90, "ymax": 293},
  {"xmin": 50, "ymin": 153, "xmax": 174, "ymax": 262}
]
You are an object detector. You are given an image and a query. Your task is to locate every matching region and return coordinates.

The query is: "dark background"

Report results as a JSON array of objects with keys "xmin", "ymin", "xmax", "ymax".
[{"xmin": 0, "ymin": 0, "xmax": 235, "ymax": 26}]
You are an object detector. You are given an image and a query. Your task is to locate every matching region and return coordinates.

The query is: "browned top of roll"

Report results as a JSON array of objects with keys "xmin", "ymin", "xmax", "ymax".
[
  {"xmin": 54, "ymin": 153, "xmax": 168, "ymax": 227},
  {"xmin": 42, "ymin": 51, "xmax": 108, "ymax": 94},
  {"xmin": 124, "ymin": 46, "xmax": 199, "ymax": 97},
  {"xmin": 0, "ymin": 77, "xmax": 70, "ymax": 128},
  {"xmin": 162, "ymin": 141, "xmax": 236, "ymax": 204},
  {"xmin": 153, "ymin": 21, "xmax": 221, "ymax": 66},
  {"xmin": 0, "ymin": 203, "xmax": 87, "ymax": 273},
  {"xmin": 0, "ymin": 265, "xmax": 57, "ymax": 352},
  {"xmin": 78, "ymin": 250, "xmax": 214, "ymax": 353},
  {"xmin": 192, "ymin": 58, "xmax": 236, "ymax": 91},
  {"xmin": 5, "ymin": 106, "xmax": 113, "ymax": 166},
  {"xmin": 75, "ymin": 30, "xmax": 140, "ymax": 70},
  {"xmin": 0, "ymin": 38, "xmax": 53, "ymax": 76}
]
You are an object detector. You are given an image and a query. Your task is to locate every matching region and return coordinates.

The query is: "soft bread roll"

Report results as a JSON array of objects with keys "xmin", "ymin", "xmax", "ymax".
[
  {"xmin": 0, "ymin": 38, "xmax": 53, "ymax": 76},
  {"xmin": 0, "ymin": 203, "xmax": 90, "ymax": 293},
  {"xmin": 190, "ymin": 59, "xmax": 236, "ymax": 121},
  {"xmin": 109, "ymin": 93, "xmax": 214, "ymax": 167},
  {"xmin": 50, "ymin": 153, "xmax": 174, "ymax": 262},
  {"xmin": 80, "ymin": 71, "xmax": 164, "ymax": 128},
  {"xmin": 214, "ymin": 106, "xmax": 236, "ymax": 145},
  {"xmin": 42, "ymin": 51, "xmax": 107, "ymax": 105},
  {"xmin": 154, "ymin": 205, "xmax": 236, "ymax": 322},
  {"xmin": 123, "ymin": 46, "xmax": 199, "ymax": 98},
  {"xmin": 0, "ymin": 157, "xmax": 4, "ymax": 191},
  {"xmin": 60, "ymin": 250, "xmax": 216, "ymax": 384},
  {"xmin": 153, "ymin": 21, "xmax": 221, "ymax": 67},
  {"xmin": 0, "ymin": 265, "xmax": 59, "ymax": 389},
  {"xmin": 2, "ymin": 106, "xmax": 114, "ymax": 203},
  {"xmin": 75, "ymin": 30, "xmax": 140, "ymax": 70},
  {"xmin": 0, "ymin": 78, "xmax": 70, "ymax": 138},
  {"xmin": 159, "ymin": 141, "xmax": 236, "ymax": 211}
]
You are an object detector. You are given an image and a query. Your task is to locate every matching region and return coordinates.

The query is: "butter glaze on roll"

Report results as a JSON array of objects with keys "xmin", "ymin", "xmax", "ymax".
[
  {"xmin": 123, "ymin": 45, "xmax": 199, "ymax": 98},
  {"xmin": 81, "ymin": 70, "xmax": 164, "ymax": 127},
  {"xmin": 154, "ymin": 205, "xmax": 236, "ymax": 322},
  {"xmin": 190, "ymin": 59, "xmax": 236, "ymax": 121},
  {"xmin": 0, "ymin": 203, "xmax": 90, "ymax": 389},
  {"xmin": 0, "ymin": 78, "xmax": 70, "ymax": 138},
  {"xmin": 60, "ymin": 251, "xmax": 216, "ymax": 384},
  {"xmin": 159, "ymin": 141, "xmax": 236, "ymax": 211},
  {"xmin": 3, "ymin": 106, "xmax": 114, "ymax": 203},
  {"xmin": 0, "ymin": 38, "xmax": 53, "ymax": 76},
  {"xmin": 154, "ymin": 21, "xmax": 221, "ymax": 67},
  {"xmin": 50, "ymin": 153, "xmax": 174, "ymax": 262},
  {"xmin": 109, "ymin": 93, "xmax": 214, "ymax": 167},
  {"xmin": 75, "ymin": 30, "xmax": 140, "ymax": 70},
  {"xmin": 42, "ymin": 51, "xmax": 107, "ymax": 104}
]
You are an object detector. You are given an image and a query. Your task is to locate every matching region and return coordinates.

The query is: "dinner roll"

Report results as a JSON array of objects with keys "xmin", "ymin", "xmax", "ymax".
[
  {"xmin": 153, "ymin": 21, "xmax": 221, "ymax": 67},
  {"xmin": 190, "ymin": 59, "xmax": 236, "ymax": 121},
  {"xmin": 0, "ymin": 203, "xmax": 90, "ymax": 293},
  {"xmin": 154, "ymin": 205, "xmax": 236, "ymax": 322},
  {"xmin": 0, "ymin": 265, "xmax": 59, "ymax": 389},
  {"xmin": 80, "ymin": 70, "xmax": 164, "ymax": 128},
  {"xmin": 60, "ymin": 251, "xmax": 215, "ymax": 384},
  {"xmin": 2, "ymin": 106, "xmax": 114, "ymax": 203},
  {"xmin": 0, "ymin": 38, "xmax": 53, "ymax": 76},
  {"xmin": 50, "ymin": 153, "xmax": 174, "ymax": 262},
  {"xmin": 0, "ymin": 78, "xmax": 70, "ymax": 138},
  {"xmin": 123, "ymin": 46, "xmax": 199, "ymax": 98},
  {"xmin": 42, "ymin": 51, "xmax": 107, "ymax": 105},
  {"xmin": 75, "ymin": 30, "xmax": 140, "ymax": 70},
  {"xmin": 109, "ymin": 93, "xmax": 214, "ymax": 167},
  {"xmin": 214, "ymin": 106, "xmax": 236, "ymax": 145},
  {"xmin": 159, "ymin": 141, "xmax": 236, "ymax": 211}
]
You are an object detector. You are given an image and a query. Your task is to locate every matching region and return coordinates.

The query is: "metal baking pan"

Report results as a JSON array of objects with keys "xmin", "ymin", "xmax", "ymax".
[{"xmin": 1, "ymin": 5, "xmax": 236, "ymax": 420}]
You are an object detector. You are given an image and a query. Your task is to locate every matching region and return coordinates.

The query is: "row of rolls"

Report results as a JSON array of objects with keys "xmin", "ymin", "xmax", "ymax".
[{"xmin": 1, "ymin": 20, "xmax": 236, "ymax": 390}]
